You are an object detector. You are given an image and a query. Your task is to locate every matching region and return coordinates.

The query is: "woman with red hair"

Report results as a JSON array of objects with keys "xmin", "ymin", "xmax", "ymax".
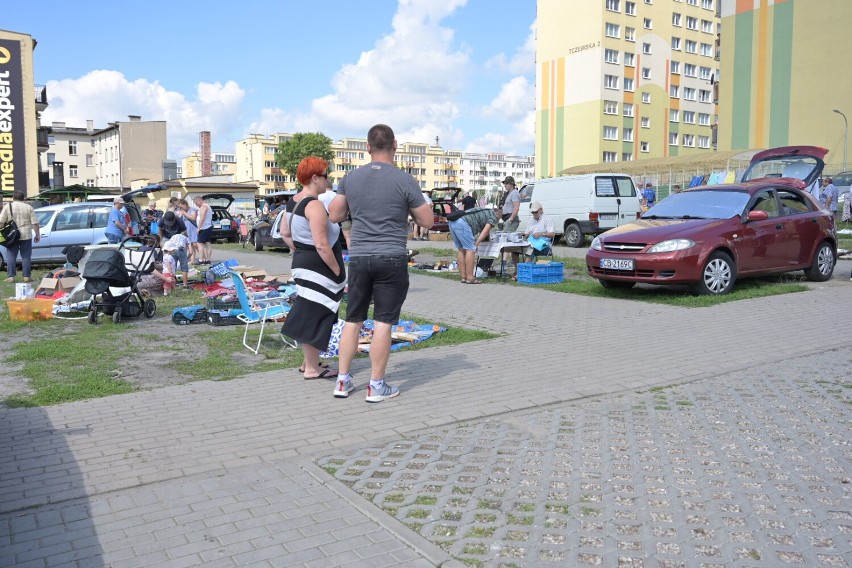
[{"xmin": 280, "ymin": 156, "xmax": 346, "ymax": 382}]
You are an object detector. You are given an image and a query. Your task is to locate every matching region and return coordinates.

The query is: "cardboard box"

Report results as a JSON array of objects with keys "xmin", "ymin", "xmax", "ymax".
[
  {"xmin": 429, "ymin": 233, "xmax": 451, "ymax": 241},
  {"xmin": 38, "ymin": 276, "xmax": 81, "ymax": 294},
  {"xmin": 264, "ymin": 273, "xmax": 292, "ymax": 283}
]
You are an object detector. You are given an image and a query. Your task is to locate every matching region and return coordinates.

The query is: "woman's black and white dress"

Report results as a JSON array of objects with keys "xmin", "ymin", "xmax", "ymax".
[{"xmin": 281, "ymin": 196, "xmax": 346, "ymax": 350}]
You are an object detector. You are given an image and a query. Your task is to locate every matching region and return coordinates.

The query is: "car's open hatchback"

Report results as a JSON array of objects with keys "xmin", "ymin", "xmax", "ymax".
[{"xmin": 741, "ymin": 145, "xmax": 827, "ymax": 186}]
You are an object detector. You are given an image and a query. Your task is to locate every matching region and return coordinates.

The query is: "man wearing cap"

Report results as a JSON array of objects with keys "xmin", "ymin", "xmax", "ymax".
[
  {"xmin": 105, "ymin": 198, "xmax": 129, "ymax": 244},
  {"xmin": 523, "ymin": 201, "xmax": 555, "ymax": 262},
  {"xmin": 500, "ymin": 176, "xmax": 521, "ymax": 232},
  {"xmin": 159, "ymin": 210, "xmax": 187, "ymax": 242}
]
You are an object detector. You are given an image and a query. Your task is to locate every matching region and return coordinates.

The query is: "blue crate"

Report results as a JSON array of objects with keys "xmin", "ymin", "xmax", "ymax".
[{"xmin": 516, "ymin": 262, "xmax": 564, "ymax": 284}]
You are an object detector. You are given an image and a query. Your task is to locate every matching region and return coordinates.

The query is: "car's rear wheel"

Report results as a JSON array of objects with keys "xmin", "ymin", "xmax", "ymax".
[
  {"xmin": 692, "ymin": 251, "xmax": 735, "ymax": 295},
  {"xmin": 599, "ymin": 279, "xmax": 635, "ymax": 290},
  {"xmin": 564, "ymin": 222, "xmax": 584, "ymax": 248},
  {"xmin": 803, "ymin": 241, "xmax": 835, "ymax": 282},
  {"xmin": 254, "ymin": 233, "xmax": 264, "ymax": 251}
]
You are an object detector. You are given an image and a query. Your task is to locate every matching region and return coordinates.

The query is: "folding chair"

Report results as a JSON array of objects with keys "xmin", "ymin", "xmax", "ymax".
[{"xmin": 229, "ymin": 270, "xmax": 291, "ymax": 354}]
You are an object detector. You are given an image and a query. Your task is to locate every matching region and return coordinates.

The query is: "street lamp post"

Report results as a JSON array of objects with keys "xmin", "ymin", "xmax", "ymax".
[{"xmin": 833, "ymin": 109, "xmax": 848, "ymax": 170}]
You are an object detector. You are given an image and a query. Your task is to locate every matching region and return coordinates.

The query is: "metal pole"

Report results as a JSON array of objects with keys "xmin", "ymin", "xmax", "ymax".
[{"xmin": 833, "ymin": 109, "xmax": 848, "ymax": 170}]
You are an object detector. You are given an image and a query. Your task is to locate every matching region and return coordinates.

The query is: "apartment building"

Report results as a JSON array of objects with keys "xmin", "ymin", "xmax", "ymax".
[
  {"xmin": 459, "ymin": 153, "xmax": 535, "ymax": 193},
  {"xmin": 536, "ymin": 0, "xmax": 720, "ymax": 177},
  {"xmin": 181, "ymin": 152, "xmax": 237, "ymax": 178},
  {"xmin": 93, "ymin": 116, "xmax": 167, "ymax": 188},
  {"xmin": 41, "ymin": 121, "xmax": 97, "ymax": 188},
  {"xmin": 717, "ymin": 0, "xmax": 852, "ymax": 172}
]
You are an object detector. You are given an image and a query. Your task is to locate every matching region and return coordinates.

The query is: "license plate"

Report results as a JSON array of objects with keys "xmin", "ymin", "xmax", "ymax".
[
  {"xmin": 600, "ymin": 258, "xmax": 634, "ymax": 270},
  {"xmin": 600, "ymin": 214, "xmax": 617, "ymax": 220}
]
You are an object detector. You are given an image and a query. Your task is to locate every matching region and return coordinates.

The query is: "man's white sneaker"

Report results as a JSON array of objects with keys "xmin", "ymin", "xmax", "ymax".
[
  {"xmin": 333, "ymin": 378, "xmax": 354, "ymax": 398},
  {"xmin": 365, "ymin": 382, "xmax": 399, "ymax": 403}
]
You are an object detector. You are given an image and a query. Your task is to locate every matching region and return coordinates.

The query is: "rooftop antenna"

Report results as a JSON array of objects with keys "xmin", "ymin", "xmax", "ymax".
[{"xmin": 435, "ymin": 136, "xmax": 440, "ymax": 146}]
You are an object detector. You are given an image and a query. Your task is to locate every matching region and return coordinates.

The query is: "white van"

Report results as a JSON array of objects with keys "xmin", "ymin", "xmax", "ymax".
[{"xmin": 517, "ymin": 174, "xmax": 641, "ymax": 247}]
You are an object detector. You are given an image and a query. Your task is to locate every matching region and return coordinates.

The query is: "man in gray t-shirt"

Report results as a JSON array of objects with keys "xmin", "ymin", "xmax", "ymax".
[{"xmin": 329, "ymin": 124, "xmax": 433, "ymax": 404}]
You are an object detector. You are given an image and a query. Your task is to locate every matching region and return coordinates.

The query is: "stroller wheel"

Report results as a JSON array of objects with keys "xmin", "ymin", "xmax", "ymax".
[
  {"xmin": 143, "ymin": 299, "xmax": 156, "ymax": 318},
  {"xmin": 88, "ymin": 310, "xmax": 98, "ymax": 324},
  {"xmin": 112, "ymin": 311, "xmax": 122, "ymax": 324}
]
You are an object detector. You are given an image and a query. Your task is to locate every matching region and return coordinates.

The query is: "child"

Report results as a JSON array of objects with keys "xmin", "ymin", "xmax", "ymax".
[
  {"xmin": 238, "ymin": 214, "xmax": 249, "ymax": 246},
  {"xmin": 161, "ymin": 245, "xmax": 177, "ymax": 295}
]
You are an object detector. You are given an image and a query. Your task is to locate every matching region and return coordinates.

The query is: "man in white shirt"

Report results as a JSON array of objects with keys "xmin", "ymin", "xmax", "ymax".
[{"xmin": 523, "ymin": 201, "xmax": 555, "ymax": 262}]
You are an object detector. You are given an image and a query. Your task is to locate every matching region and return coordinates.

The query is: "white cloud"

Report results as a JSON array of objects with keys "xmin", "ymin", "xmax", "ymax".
[
  {"xmin": 42, "ymin": 70, "xmax": 245, "ymax": 158},
  {"xmin": 482, "ymin": 76, "xmax": 534, "ymax": 122},
  {"xmin": 485, "ymin": 20, "xmax": 536, "ymax": 75},
  {"xmin": 249, "ymin": 0, "xmax": 472, "ymax": 144}
]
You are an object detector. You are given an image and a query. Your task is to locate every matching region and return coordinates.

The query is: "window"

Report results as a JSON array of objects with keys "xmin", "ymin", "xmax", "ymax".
[
  {"xmin": 623, "ymin": 52, "xmax": 635, "ymax": 66},
  {"xmin": 669, "ymin": 132, "xmax": 679, "ymax": 146},
  {"xmin": 686, "ymin": 16, "xmax": 698, "ymax": 30},
  {"xmin": 603, "ymin": 126, "xmax": 619, "ymax": 140},
  {"xmin": 698, "ymin": 112, "xmax": 710, "ymax": 125},
  {"xmin": 699, "ymin": 66, "xmax": 712, "ymax": 80},
  {"xmin": 671, "ymin": 60, "xmax": 681, "ymax": 74},
  {"xmin": 683, "ymin": 110, "xmax": 696, "ymax": 123},
  {"xmin": 682, "ymin": 134, "xmax": 695, "ymax": 147},
  {"xmin": 670, "ymin": 109, "xmax": 680, "ymax": 122},
  {"xmin": 683, "ymin": 87, "xmax": 696, "ymax": 101},
  {"xmin": 606, "ymin": 0, "xmax": 621, "ymax": 11},
  {"xmin": 698, "ymin": 89, "xmax": 711, "ymax": 103},
  {"xmin": 684, "ymin": 63, "xmax": 697, "ymax": 77},
  {"xmin": 85, "ymin": 154, "xmax": 93, "ymax": 167},
  {"xmin": 48, "ymin": 135, "xmax": 55, "ymax": 145},
  {"xmin": 640, "ymin": 141, "xmax": 650, "ymax": 153},
  {"xmin": 702, "ymin": 0, "xmax": 713, "ymax": 8},
  {"xmin": 670, "ymin": 84, "xmax": 681, "ymax": 100},
  {"xmin": 642, "ymin": 67, "xmax": 651, "ymax": 79},
  {"xmin": 644, "ymin": 0, "xmax": 652, "ymax": 3},
  {"xmin": 641, "ymin": 117, "xmax": 650, "ymax": 128},
  {"xmin": 85, "ymin": 179, "xmax": 95, "ymax": 187},
  {"xmin": 643, "ymin": 42, "xmax": 652, "ymax": 54},
  {"xmin": 604, "ymin": 100, "xmax": 619, "ymax": 115},
  {"xmin": 69, "ymin": 140, "xmax": 77, "ymax": 156},
  {"xmin": 687, "ymin": 0, "xmax": 697, "ymax": 5},
  {"xmin": 698, "ymin": 135, "xmax": 710, "ymax": 148},
  {"xmin": 625, "ymin": 1, "xmax": 636, "ymax": 15},
  {"xmin": 623, "ymin": 77, "xmax": 635, "ymax": 91},
  {"xmin": 623, "ymin": 127, "xmax": 634, "ymax": 142},
  {"xmin": 69, "ymin": 165, "xmax": 78, "ymax": 178},
  {"xmin": 672, "ymin": 37, "xmax": 681, "ymax": 50},
  {"xmin": 701, "ymin": 19, "xmax": 713, "ymax": 33},
  {"xmin": 603, "ymin": 151, "xmax": 618, "ymax": 162},
  {"xmin": 623, "ymin": 103, "xmax": 634, "ymax": 117},
  {"xmin": 673, "ymin": 13, "xmax": 682, "ymax": 26},
  {"xmin": 605, "ymin": 49, "xmax": 620, "ymax": 64},
  {"xmin": 47, "ymin": 152, "xmax": 55, "ymax": 165},
  {"xmin": 701, "ymin": 43, "xmax": 713, "ymax": 57},
  {"xmin": 625, "ymin": 27, "xmax": 635, "ymax": 41},
  {"xmin": 605, "ymin": 75, "xmax": 620, "ymax": 89},
  {"xmin": 686, "ymin": 40, "xmax": 697, "ymax": 53},
  {"xmin": 641, "ymin": 92, "xmax": 651, "ymax": 103},
  {"xmin": 605, "ymin": 22, "xmax": 620, "ymax": 38},
  {"xmin": 623, "ymin": 153, "xmax": 634, "ymax": 162},
  {"xmin": 643, "ymin": 17, "xmax": 653, "ymax": 29}
]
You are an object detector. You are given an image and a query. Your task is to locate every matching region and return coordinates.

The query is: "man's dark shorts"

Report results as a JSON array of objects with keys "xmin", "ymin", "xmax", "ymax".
[
  {"xmin": 345, "ymin": 255, "xmax": 409, "ymax": 325},
  {"xmin": 197, "ymin": 227, "xmax": 212, "ymax": 244}
]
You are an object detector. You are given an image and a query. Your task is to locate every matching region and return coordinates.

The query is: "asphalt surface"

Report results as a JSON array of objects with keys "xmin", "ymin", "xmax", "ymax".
[{"xmin": 1, "ymin": 240, "xmax": 850, "ymax": 567}]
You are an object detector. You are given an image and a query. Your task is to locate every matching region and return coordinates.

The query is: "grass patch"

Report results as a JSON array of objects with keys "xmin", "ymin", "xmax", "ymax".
[{"xmin": 465, "ymin": 527, "xmax": 495, "ymax": 538}]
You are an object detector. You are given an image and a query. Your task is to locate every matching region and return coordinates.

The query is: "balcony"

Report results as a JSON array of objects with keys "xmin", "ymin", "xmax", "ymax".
[
  {"xmin": 36, "ymin": 127, "xmax": 49, "ymax": 151},
  {"xmin": 34, "ymin": 85, "xmax": 48, "ymax": 112}
]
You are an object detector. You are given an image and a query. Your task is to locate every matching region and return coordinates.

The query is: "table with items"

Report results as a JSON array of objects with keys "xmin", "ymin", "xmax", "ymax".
[{"xmin": 476, "ymin": 233, "xmax": 529, "ymax": 277}]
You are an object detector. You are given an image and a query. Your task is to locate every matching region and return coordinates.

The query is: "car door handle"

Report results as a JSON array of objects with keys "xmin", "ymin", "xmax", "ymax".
[{"xmin": 775, "ymin": 224, "xmax": 784, "ymax": 230}]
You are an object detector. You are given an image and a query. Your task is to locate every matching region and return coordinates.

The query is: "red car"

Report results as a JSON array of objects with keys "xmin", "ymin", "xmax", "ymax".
[{"xmin": 586, "ymin": 146, "xmax": 838, "ymax": 295}]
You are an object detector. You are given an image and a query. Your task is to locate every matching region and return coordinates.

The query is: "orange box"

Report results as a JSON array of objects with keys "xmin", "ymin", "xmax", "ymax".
[{"xmin": 5, "ymin": 298, "xmax": 55, "ymax": 322}]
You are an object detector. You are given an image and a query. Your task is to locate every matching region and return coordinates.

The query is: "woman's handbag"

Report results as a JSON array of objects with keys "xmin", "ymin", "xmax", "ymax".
[{"xmin": 0, "ymin": 204, "xmax": 21, "ymax": 248}]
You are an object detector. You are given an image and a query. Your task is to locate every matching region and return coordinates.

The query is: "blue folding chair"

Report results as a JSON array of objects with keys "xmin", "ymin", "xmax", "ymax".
[{"xmin": 229, "ymin": 270, "xmax": 292, "ymax": 354}]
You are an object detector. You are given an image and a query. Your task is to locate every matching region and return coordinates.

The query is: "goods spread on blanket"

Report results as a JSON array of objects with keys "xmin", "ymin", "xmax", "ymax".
[{"xmin": 319, "ymin": 319, "xmax": 445, "ymax": 358}]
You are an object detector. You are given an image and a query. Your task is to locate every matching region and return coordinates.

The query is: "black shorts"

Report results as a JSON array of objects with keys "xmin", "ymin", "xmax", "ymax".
[
  {"xmin": 345, "ymin": 255, "xmax": 409, "ymax": 324},
  {"xmin": 197, "ymin": 227, "xmax": 212, "ymax": 244}
]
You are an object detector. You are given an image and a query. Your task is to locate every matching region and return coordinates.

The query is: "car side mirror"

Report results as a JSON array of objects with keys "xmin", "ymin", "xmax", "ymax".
[{"xmin": 746, "ymin": 210, "xmax": 769, "ymax": 222}]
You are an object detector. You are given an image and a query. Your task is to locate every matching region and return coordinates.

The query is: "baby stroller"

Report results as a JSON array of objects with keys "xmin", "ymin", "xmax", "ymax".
[{"xmin": 83, "ymin": 236, "xmax": 157, "ymax": 324}]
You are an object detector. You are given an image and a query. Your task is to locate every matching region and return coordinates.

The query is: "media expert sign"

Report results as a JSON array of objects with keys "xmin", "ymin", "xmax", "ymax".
[{"xmin": 0, "ymin": 38, "xmax": 27, "ymax": 194}]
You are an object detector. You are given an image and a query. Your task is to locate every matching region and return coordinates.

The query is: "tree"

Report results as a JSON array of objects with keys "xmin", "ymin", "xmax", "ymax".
[{"xmin": 276, "ymin": 133, "xmax": 335, "ymax": 186}]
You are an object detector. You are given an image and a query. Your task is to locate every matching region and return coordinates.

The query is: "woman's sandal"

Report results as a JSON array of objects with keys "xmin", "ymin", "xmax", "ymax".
[
  {"xmin": 466, "ymin": 279, "xmax": 483, "ymax": 284},
  {"xmin": 298, "ymin": 362, "xmax": 330, "ymax": 374}
]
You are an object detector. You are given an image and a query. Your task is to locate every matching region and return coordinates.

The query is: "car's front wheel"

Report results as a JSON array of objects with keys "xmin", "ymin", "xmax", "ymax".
[
  {"xmin": 803, "ymin": 241, "xmax": 835, "ymax": 282},
  {"xmin": 692, "ymin": 251, "xmax": 736, "ymax": 295}
]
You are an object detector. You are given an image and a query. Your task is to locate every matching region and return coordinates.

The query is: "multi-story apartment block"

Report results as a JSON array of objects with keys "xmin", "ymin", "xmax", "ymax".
[
  {"xmin": 459, "ymin": 153, "xmax": 536, "ymax": 194},
  {"xmin": 717, "ymin": 0, "xmax": 851, "ymax": 172},
  {"xmin": 42, "ymin": 121, "xmax": 97, "ymax": 188},
  {"xmin": 93, "ymin": 116, "xmax": 167, "ymax": 188},
  {"xmin": 181, "ymin": 152, "xmax": 236, "ymax": 178},
  {"xmin": 536, "ymin": 0, "xmax": 721, "ymax": 177},
  {"xmin": 41, "ymin": 116, "xmax": 168, "ymax": 190}
]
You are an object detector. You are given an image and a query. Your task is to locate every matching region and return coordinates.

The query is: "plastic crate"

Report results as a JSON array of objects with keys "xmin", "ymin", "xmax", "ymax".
[
  {"xmin": 171, "ymin": 306, "xmax": 208, "ymax": 325},
  {"xmin": 206, "ymin": 297, "xmax": 242, "ymax": 311},
  {"xmin": 207, "ymin": 310, "xmax": 244, "ymax": 326},
  {"xmin": 5, "ymin": 298, "xmax": 54, "ymax": 321},
  {"xmin": 516, "ymin": 262, "xmax": 564, "ymax": 284}
]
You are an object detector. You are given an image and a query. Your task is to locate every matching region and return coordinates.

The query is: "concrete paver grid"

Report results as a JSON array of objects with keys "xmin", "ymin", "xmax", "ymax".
[{"xmin": 316, "ymin": 349, "xmax": 852, "ymax": 567}]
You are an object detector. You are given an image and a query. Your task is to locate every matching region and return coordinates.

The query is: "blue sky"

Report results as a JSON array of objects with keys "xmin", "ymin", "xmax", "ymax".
[{"xmin": 5, "ymin": 0, "xmax": 537, "ymax": 160}]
